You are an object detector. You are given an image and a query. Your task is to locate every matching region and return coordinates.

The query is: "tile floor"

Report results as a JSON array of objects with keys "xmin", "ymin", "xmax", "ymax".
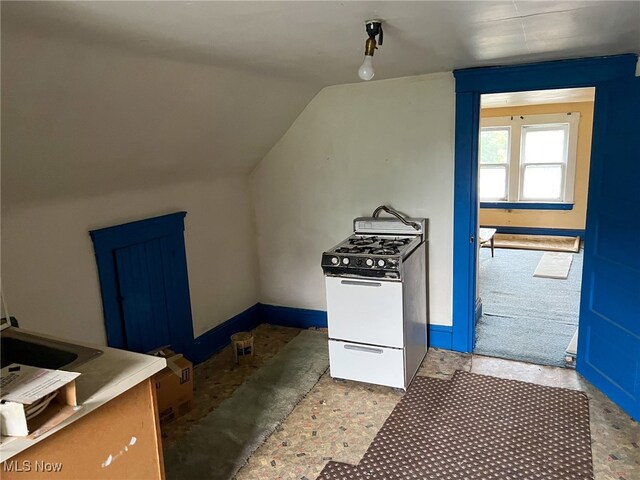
[{"xmin": 162, "ymin": 325, "xmax": 639, "ymax": 480}]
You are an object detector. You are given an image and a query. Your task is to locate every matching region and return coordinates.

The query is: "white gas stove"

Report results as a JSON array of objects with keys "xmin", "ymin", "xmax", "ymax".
[{"xmin": 321, "ymin": 206, "xmax": 429, "ymax": 389}]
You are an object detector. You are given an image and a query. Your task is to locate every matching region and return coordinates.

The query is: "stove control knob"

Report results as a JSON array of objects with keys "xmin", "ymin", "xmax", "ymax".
[
  {"xmin": 331, "ymin": 257, "xmax": 339, "ymax": 265},
  {"xmin": 377, "ymin": 259, "xmax": 386, "ymax": 267},
  {"xmin": 342, "ymin": 257, "xmax": 350, "ymax": 265},
  {"xmin": 365, "ymin": 258, "xmax": 374, "ymax": 267}
]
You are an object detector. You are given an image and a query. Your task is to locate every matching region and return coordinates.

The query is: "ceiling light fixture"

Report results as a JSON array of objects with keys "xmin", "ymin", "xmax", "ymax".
[{"xmin": 358, "ymin": 20, "xmax": 383, "ymax": 81}]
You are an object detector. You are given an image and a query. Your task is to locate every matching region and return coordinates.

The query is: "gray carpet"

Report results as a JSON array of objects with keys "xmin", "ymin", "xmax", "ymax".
[
  {"xmin": 164, "ymin": 329, "xmax": 329, "ymax": 480},
  {"xmin": 475, "ymin": 247, "xmax": 582, "ymax": 367}
]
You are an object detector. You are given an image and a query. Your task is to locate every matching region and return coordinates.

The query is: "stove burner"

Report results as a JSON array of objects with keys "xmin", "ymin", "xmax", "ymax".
[
  {"xmin": 371, "ymin": 248, "xmax": 397, "ymax": 256},
  {"xmin": 380, "ymin": 238, "xmax": 410, "ymax": 248},
  {"xmin": 349, "ymin": 236, "xmax": 377, "ymax": 246}
]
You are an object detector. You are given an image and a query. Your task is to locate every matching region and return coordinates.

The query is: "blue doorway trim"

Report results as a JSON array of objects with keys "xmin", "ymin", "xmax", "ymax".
[
  {"xmin": 451, "ymin": 54, "xmax": 637, "ymax": 353},
  {"xmin": 89, "ymin": 212, "xmax": 194, "ymax": 352}
]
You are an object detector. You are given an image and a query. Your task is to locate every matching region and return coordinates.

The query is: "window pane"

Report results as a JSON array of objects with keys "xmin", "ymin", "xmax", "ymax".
[
  {"xmin": 522, "ymin": 165, "xmax": 562, "ymax": 200},
  {"xmin": 479, "ymin": 166, "xmax": 507, "ymax": 200},
  {"xmin": 522, "ymin": 126, "xmax": 567, "ymax": 164},
  {"xmin": 480, "ymin": 129, "xmax": 509, "ymax": 164}
]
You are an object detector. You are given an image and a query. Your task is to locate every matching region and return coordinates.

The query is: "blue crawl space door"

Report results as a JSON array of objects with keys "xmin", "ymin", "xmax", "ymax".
[
  {"xmin": 90, "ymin": 212, "xmax": 194, "ymax": 354},
  {"xmin": 576, "ymin": 76, "xmax": 640, "ymax": 421}
]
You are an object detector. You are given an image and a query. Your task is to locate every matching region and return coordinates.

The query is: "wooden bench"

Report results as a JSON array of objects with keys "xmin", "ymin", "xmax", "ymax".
[{"xmin": 479, "ymin": 228, "xmax": 497, "ymax": 257}]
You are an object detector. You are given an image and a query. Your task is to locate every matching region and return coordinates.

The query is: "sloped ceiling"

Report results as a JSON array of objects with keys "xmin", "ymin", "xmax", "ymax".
[{"xmin": 2, "ymin": 1, "xmax": 639, "ymax": 207}]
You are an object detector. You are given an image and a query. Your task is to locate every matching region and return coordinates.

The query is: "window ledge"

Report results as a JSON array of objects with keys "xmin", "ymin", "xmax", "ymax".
[{"xmin": 480, "ymin": 202, "xmax": 574, "ymax": 211}]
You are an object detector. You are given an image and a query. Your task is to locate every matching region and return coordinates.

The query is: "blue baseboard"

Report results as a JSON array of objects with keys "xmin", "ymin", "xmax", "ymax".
[
  {"xmin": 186, "ymin": 304, "xmax": 261, "ymax": 364},
  {"xmin": 187, "ymin": 303, "xmax": 456, "ymax": 364},
  {"xmin": 429, "ymin": 324, "xmax": 453, "ymax": 350},
  {"xmin": 483, "ymin": 225, "xmax": 585, "ymax": 237},
  {"xmin": 260, "ymin": 303, "xmax": 454, "ymax": 351},
  {"xmin": 259, "ymin": 303, "xmax": 328, "ymax": 328}
]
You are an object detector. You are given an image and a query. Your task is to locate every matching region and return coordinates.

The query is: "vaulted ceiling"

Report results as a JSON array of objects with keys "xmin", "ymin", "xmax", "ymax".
[{"xmin": 2, "ymin": 1, "xmax": 639, "ymax": 207}]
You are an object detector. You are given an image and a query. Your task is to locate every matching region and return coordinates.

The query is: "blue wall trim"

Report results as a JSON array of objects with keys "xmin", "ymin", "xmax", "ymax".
[
  {"xmin": 451, "ymin": 54, "xmax": 637, "ymax": 354},
  {"xmin": 186, "ymin": 304, "xmax": 261, "ymax": 364},
  {"xmin": 480, "ymin": 202, "xmax": 573, "ymax": 211},
  {"xmin": 185, "ymin": 304, "xmax": 326, "ymax": 364},
  {"xmin": 187, "ymin": 303, "xmax": 454, "ymax": 363},
  {"xmin": 428, "ymin": 325, "xmax": 453, "ymax": 350},
  {"xmin": 483, "ymin": 225, "xmax": 585, "ymax": 237},
  {"xmin": 454, "ymin": 54, "xmax": 637, "ymax": 94},
  {"xmin": 260, "ymin": 304, "xmax": 453, "ymax": 349},
  {"xmin": 260, "ymin": 303, "xmax": 328, "ymax": 329}
]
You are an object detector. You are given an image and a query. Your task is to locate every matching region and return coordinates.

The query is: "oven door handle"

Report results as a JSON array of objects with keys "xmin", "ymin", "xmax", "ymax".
[
  {"xmin": 344, "ymin": 344, "xmax": 383, "ymax": 354},
  {"xmin": 340, "ymin": 280, "xmax": 382, "ymax": 287}
]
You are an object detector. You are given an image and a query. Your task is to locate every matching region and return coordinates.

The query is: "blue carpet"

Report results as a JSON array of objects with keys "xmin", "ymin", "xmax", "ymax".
[{"xmin": 475, "ymin": 247, "xmax": 582, "ymax": 367}]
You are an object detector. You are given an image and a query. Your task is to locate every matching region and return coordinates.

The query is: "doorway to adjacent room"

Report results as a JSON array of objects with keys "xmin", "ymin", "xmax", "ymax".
[{"xmin": 473, "ymin": 88, "xmax": 595, "ymax": 368}]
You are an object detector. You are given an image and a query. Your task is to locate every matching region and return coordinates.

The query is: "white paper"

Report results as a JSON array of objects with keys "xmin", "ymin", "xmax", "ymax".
[
  {"xmin": 0, "ymin": 364, "xmax": 80, "ymax": 405},
  {"xmin": 0, "ymin": 402, "xmax": 28, "ymax": 437}
]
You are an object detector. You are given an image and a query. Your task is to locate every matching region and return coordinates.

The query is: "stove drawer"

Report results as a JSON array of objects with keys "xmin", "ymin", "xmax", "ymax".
[
  {"xmin": 325, "ymin": 276, "xmax": 403, "ymax": 348},
  {"xmin": 328, "ymin": 340, "xmax": 405, "ymax": 389}
]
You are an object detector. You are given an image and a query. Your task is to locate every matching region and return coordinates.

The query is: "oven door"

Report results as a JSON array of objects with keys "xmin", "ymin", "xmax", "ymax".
[{"xmin": 325, "ymin": 276, "xmax": 403, "ymax": 348}]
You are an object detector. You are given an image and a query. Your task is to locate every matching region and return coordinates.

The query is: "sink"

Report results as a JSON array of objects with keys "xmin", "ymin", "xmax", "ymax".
[{"xmin": 0, "ymin": 328, "xmax": 103, "ymax": 371}]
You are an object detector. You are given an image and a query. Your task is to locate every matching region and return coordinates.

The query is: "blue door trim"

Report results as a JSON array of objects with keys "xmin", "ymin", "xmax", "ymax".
[
  {"xmin": 452, "ymin": 54, "xmax": 637, "ymax": 353},
  {"xmin": 89, "ymin": 212, "xmax": 194, "ymax": 351},
  {"xmin": 454, "ymin": 54, "xmax": 637, "ymax": 93}
]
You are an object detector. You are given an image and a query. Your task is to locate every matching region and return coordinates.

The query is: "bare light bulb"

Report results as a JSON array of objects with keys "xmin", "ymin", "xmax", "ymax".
[{"xmin": 358, "ymin": 55, "xmax": 375, "ymax": 81}]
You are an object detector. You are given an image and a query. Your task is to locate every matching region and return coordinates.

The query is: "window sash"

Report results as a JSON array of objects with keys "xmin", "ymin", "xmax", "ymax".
[
  {"xmin": 479, "ymin": 164, "xmax": 508, "ymax": 201},
  {"xmin": 520, "ymin": 164, "xmax": 565, "ymax": 201},
  {"xmin": 520, "ymin": 123, "xmax": 569, "ymax": 165},
  {"xmin": 479, "ymin": 127, "xmax": 511, "ymax": 166}
]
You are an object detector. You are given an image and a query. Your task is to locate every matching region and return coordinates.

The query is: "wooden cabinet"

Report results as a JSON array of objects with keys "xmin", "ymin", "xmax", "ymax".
[{"xmin": 1, "ymin": 379, "xmax": 164, "ymax": 479}]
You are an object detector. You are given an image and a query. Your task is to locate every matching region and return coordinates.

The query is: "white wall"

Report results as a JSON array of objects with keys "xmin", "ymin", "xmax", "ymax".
[
  {"xmin": 1, "ymin": 176, "xmax": 258, "ymax": 344},
  {"xmin": 1, "ymin": 20, "xmax": 312, "ymax": 345},
  {"xmin": 1, "ymin": 23, "xmax": 316, "ymax": 207},
  {"xmin": 251, "ymin": 73, "xmax": 455, "ymax": 326}
]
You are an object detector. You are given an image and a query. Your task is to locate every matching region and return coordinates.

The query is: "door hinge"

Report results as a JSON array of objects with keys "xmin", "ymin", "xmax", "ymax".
[{"xmin": 470, "ymin": 235, "xmax": 475, "ymax": 244}]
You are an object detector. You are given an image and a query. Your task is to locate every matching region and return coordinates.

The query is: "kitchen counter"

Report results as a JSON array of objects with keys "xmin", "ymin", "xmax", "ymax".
[{"xmin": 0, "ymin": 330, "xmax": 166, "ymax": 463}]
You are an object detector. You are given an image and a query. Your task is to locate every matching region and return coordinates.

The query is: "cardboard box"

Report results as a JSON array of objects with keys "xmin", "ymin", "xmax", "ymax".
[{"xmin": 152, "ymin": 350, "xmax": 193, "ymax": 424}]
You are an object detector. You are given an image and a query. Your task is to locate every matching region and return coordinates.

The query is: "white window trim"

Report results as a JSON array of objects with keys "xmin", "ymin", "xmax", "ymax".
[{"xmin": 480, "ymin": 112, "xmax": 580, "ymax": 203}]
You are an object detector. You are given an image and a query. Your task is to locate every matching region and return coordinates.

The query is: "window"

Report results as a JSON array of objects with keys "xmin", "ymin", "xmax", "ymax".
[
  {"xmin": 479, "ymin": 128, "xmax": 510, "ymax": 200},
  {"xmin": 479, "ymin": 113, "xmax": 579, "ymax": 204}
]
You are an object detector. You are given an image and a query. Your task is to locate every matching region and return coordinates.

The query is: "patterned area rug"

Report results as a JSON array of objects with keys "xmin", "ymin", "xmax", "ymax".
[{"xmin": 317, "ymin": 371, "xmax": 594, "ymax": 480}]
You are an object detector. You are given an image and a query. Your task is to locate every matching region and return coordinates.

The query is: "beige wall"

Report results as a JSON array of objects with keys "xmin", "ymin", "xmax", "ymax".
[
  {"xmin": 251, "ymin": 73, "xmax": 456, "ymax": 326},
  {"xmin": 479, "ymin": 102, "xmax": 594, "ymax": 230},
  {"xmin": 2, "ymin": 176, "xmax": 259, "ymax": 344}
]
